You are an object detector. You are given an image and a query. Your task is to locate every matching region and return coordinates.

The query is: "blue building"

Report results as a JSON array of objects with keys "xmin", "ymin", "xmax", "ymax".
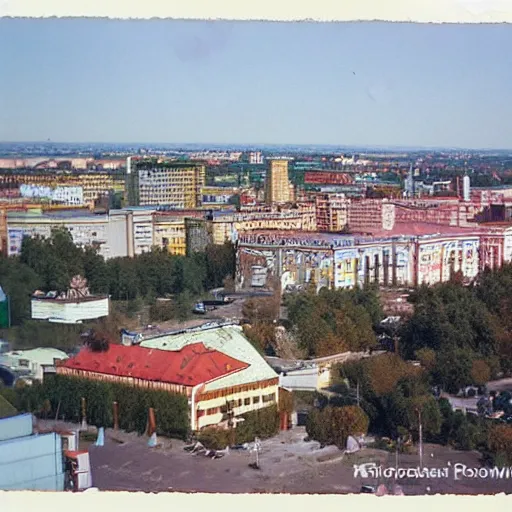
[{"xmin": 0, "ymin": 413, "xmax": 65, "ymax": 491}]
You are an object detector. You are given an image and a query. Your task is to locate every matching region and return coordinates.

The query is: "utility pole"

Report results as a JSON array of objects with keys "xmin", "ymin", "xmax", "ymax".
[
  {"xmin": 356, "ymin": 381, "xmax": 360, "ymax": 407},
  {"xmin": 416, "ymin": 408, "xmax": 423, "ymax": 469}
]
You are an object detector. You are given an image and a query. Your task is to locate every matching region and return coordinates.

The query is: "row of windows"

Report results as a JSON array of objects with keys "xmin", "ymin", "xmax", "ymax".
[{"xmin": 202, "ymin": 393, "xmax": 277, "ymax": 416}]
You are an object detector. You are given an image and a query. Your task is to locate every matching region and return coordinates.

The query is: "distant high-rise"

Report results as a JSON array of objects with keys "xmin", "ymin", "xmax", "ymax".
[
  {"xmin": 265, "ymin": 159, "xmax": 291, "ymax": 205},
  {"xmin": 405, "ymin": 163, "xmax": 415, "ymax": 198},
  {"xmin": 127, "ymin": 161, "xmax": 206, "ymax": 208},
  {"xmin": 463, "ymin": 175, "xmax": 471, "ymax": 202}
]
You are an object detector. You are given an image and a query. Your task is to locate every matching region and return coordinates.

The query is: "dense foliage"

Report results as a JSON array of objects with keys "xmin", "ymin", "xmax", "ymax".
[
  {"xmin": 306, "ymin": 405, "xmax": 369, "ymax": 448},
  {"xmin": 1, "ymin": 374, "xmax": 190, "ymax": 440},
  {"xmin": 197, "ymin": 405, "xmax": 281, "ymax": 449},
  {"xmin": 400, "ymin": 265, "xmax": 512, "ymax": 391},
  {"xmin": 285, "ymin": 286, "xmax": 384, "ymax": 357},
  {"xmin": 0, "ymin": 227, "xmax": 236, "ymax": 329}
]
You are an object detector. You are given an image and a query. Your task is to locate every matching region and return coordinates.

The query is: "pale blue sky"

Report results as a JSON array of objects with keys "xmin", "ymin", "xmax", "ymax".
[{"xmin": 1, "ymin": 19, "xmax": 511, "ymax": 149}]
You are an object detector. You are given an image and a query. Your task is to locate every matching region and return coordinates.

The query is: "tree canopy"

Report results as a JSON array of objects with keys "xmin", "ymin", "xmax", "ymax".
[
  {"xmin": 0, "ymin": 228, "xmax": 236, "ymax": 329},
  {"xmin": 400, "ymin": 265, "xmax": 512, "ymax": 391},
  {"xmin": 285, "ymin": 286, "xmax": 383, "ymax": 357}
]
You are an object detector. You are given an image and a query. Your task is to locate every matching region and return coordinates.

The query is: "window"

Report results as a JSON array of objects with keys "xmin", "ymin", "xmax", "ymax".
[
  {"xmin": 262, "ymin": 393, "xmax": 276, "ymax": 403},
  {"xmin": 253, "ymin": 396, "xmax": 260, "ymax": 404},
  {"xmin": 244, "ymin": 398, "xmax": 250, "ymax": 406}
]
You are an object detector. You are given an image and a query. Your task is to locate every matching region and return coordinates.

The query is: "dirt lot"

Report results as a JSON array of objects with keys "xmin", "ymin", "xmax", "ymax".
[{"xmin": 37, "ymin": 421, "xmax": 512, "ymax": 495}]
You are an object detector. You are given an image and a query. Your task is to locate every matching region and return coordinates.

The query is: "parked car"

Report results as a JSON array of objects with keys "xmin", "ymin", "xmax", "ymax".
[
  {"xmin": 360, "ymin": 485, "xmax": 376, "ymax": 494},
  {"xmin": 193, "ymin": 303, "xmax": 207, "ymax": 315}
]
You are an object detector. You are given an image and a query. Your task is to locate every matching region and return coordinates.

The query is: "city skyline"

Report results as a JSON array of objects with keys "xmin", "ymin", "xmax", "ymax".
[{"xmin": 1, "ymin": 19, "xmax": 512, "ymax": 149}]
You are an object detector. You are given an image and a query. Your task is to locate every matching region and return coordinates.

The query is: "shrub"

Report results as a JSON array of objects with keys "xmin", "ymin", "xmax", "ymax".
[
  {"xmin": 306, "ymin": 405, "xmax": 369, "ymax": 448},
  {"xmin": 234, "ymin": 405, "xmax": 280, "ymax": 444},
  {"xmin": 488, "ymin": 424, "xmax": 512, "ymax": 465},
  {"xmin": 12, "ymin": 374, "xmax": 190, "ymax": 440},
  {"xmin": 196, "ymin": 405, "xmax": 281, "ymax": 449}
]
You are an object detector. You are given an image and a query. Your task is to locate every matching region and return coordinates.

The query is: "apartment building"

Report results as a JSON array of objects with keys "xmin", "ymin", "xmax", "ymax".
[
  {"xmin": 153, "ymin": 214, "xmax": 187, "ymax": 255},
  {"xmin": 265, "ymin": 159, "xmax": 292, "ymax": 205},
  {"xmin": 0, "ymin": 171, "xmax": 125, "ymax": 207},
  {"xmin": 6, "ymin": 208, "xmax": 135, "ymax": 259},
  {"xmin": 207, "ymin": 206, "xmax": 317, "ymax": 245},
  {"xmin": 314, "ymin": 194, "xmax": 349, "ymax": 232},
  {"xmin": 130, "ymin": 161, "xmax": 206, "ymax": 208}
]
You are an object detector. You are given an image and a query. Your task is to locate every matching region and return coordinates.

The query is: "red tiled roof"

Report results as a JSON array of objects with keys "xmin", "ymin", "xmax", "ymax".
[{"xmin": 61, "ymin": 342, "xmax": 249, "ymax": 387}]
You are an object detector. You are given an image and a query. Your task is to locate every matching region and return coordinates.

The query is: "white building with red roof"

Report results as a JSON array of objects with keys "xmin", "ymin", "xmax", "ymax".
[
  {"xmin": 139, "ymin": 324, "xmax": 280, "ymax": 431},
  {"xmin": 58, "ymin": 333, "xmax": 279, "ymax": 431}
]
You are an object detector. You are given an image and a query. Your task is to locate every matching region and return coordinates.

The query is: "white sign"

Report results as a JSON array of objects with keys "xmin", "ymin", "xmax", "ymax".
[{"xmin": 353, "ymin": 462, "xmax": 512, "ymax": 480}]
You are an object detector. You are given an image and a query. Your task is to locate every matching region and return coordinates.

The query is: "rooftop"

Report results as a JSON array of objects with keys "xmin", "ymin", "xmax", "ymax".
[
  {"xmin": 61, "ymin": 342, "xmax": 249, "ymax": 387},
  {"xmin": 364, "ymin": 222, "xmax": 485, "ymax": 238},
  {"xmin": 140, "ymin": 325, "xmax": 278, "ymax": 392}
]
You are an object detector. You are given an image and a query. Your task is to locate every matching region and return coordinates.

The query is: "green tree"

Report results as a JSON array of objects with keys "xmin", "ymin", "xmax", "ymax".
[
  {"xmin": 0, "ymin": 256, "xmax": 41, "ymax": 325},
  {"xmin": 306, "ymin": 405, "xmax": 369, "ymax": 448}
]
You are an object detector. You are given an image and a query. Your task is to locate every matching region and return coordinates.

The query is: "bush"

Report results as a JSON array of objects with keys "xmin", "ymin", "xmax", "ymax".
[
  {"xmin": 10, "ymin": 374, "xmax": 190, "ymax": 440},
  {"xmin": 197, "ymin": 405, "xmax": 281, "ymax": 449},
  {"xmin": 198, "ymin": 427, "xmax": 231, "ymax": 450},
  {"xmin": 488, "ymin": 424, "xmax": 512, "ymax": 465},
  {"xmin": 234, "ymin": 405, "xmax": 280, "ymax": 444},
  {"xmin": 306, "ymin": 405, "xmax": 369, "ymax": 448}
]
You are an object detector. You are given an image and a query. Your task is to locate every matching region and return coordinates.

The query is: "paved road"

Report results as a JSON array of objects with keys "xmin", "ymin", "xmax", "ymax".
[{"xmin": 487, "ymin": 378, "xmax": 512, "ymax": 393}]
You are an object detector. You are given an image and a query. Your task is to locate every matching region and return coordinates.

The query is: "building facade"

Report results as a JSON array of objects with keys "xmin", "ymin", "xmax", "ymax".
[
  {"xmin": 207, "ymin": 206, "xmax": 317, "ymax": 245},
  {"xmin": 59, "ymin": 329, "xmax": 279, "ymax": 432},
  {"xmin": 236, "ymin": 228, "xmax": 496, "ymax": 293},
  {"xmin": 265, "ymin": 160, "xmax": 292, "ymax": 205},
  {"xmin": 140, "ymin": 324, "xmax": 280, "ymax": 431},
  {"xmin": 0, "ymin": 414, "xmax": 65, "ymax": 491},
  {"xmin": 131, "ymin": 162, "xmax": 206, "ymax": 208},
  {"xmin": 0, "ymin": 171, "xmax": 125, "ymax": 207}
]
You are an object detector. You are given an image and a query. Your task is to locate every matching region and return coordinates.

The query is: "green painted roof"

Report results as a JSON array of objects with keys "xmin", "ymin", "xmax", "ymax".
[{"xmin": 6, "ymin": 348, "xmax": 68, "ymax": 366}]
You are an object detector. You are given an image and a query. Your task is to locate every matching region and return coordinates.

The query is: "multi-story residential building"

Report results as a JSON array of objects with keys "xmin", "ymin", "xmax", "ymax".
[
  {"xmin": 127, "ymin": 161, "xmax": 206, "ymax": 208},
  {"xmin": 6, "ymin": 209, "xmax": 113, "ymax": 258},
  {"xmin": 207, "ymin": 205, "xmax": 317, "ymax": 245},
  {"xmin": 185, "ymin": 218, "xmax": 211, "ymax": 255},
  {"xmin": 0, "ymin": 171, "xmax": 125, "ymax": 207},
  {"xmin": 153, "ymin": 214, "xmax": 188, "ymax": 255},
  {"xmin": 347, "ymin": 199, "xmax": 396, "ymax": 233},
  {"xmin": 314, "ymin": 194, "xmax": 349, "ymax": 232},
  {"xmin": 152, "ymin": 210, "xmax": 208, "ymax": 256},
  {"xmin": 265, "ymin": 159, "xmax": 292, "ymax": 205},
  {"xmin": 200, "ymin": 186, "xmax": 237, "ymax": 209},
  {"xmin": 6, "ymin": 208, "xmax": 137, "ymax": 259},
  {"xmin": 5, "ymin": 206, "xmax": 212, "ymax": 260}
]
